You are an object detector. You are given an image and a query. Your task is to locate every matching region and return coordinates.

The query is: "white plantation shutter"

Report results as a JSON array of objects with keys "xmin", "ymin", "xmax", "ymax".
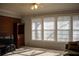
[
  {"xmin": 32, "ymin": 15, "xmax": 79, "ymax": 42},
  {"xmin": 57, "ymin": 16, "xmax": 71, "ymax": 42},
  {"xmin": 44, "ymin": 17, "xmax": 55, "ymax": 41},
  {"xmin": 32, "ymin": 18, "xmax": 42, "ymax": 40},
  {"xmin": 73, "ymin": 16, "xmax": 79, "ymax": 41}
]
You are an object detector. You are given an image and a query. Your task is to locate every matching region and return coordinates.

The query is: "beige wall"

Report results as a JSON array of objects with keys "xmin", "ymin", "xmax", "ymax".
[
  {"xmin": 29, "ymin": 40, "xmax": 66, "ymax": 50},
  {"xmin": 22, "ymin": 16, "xmax": 31, "ymax": 46}
]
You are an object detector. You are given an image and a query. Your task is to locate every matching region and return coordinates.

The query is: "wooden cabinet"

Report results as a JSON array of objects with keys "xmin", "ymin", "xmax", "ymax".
[{"xmin": 13, "ymin": 23, "xmax": 25, "ymax": 48}]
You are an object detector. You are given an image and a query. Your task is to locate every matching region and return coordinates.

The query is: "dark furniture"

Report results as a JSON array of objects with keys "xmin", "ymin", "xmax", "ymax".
[
  {"xmin": 0, "ymin": 36, "xmax": 15, "ymax": 55},
  {"xmin": 0, "ymin": 45, "xmax": 5, "ymax": 55},
  {"xmin": 65, "ymin": 41, "xmax": 79, "ymax": 56}
]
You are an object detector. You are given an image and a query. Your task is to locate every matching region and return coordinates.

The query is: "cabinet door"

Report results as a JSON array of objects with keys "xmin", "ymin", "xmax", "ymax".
[
  {"xmin": 18, "ymin": 24, "xmax": 24, "ymax": 34},
  {"xmin": 17, "ymin": 34, "xmax": 25, "ymax": 48},
  {"xmin": 17, "ymin": 24, "xmax": 25, "ymax": 48},
  {"xmin": 13, "ymin": 23, "xmax": 25, "ymax": 48}
]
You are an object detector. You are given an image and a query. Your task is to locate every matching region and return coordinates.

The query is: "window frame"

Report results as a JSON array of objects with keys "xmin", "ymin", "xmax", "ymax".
[
  {"xmin": 73, "ymin": 16, "xmax": 79, "ymax": 41},
  {"xmin": 57, "ymin": 16, "xmax": 71, "ymax": 42},
  {"xmin": 31, "ymin": 15, "xmax": 79, "ymax": 42}
]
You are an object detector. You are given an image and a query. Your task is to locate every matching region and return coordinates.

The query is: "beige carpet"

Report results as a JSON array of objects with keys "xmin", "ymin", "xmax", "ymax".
[{"xmin": 4, "ymin": 47, "xmax": 65, "ymax": 56}]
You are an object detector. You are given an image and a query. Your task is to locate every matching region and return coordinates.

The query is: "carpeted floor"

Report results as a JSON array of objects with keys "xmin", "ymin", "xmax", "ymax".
[{"xmin": 4, "ymin": 47, "xmax": 65, "ymax": 56}]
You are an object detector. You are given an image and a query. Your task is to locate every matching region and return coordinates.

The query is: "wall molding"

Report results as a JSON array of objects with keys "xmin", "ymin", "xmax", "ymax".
[{"xmin": 0, "ymin": 9, "xmax": 21, "ymax": 18}]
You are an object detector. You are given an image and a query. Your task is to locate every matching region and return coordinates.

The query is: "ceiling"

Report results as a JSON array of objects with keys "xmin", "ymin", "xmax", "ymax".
[{"xmin": 0, "ymin": 3, "xmax": 79, "ymax": 17}]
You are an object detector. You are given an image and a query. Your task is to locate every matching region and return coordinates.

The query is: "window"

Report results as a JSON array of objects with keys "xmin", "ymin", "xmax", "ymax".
[
  {"xmin": 32, "ymin": 18, "xmax": 42, "ymax": 40},
  {"xmin": 57, "ymin": 16, "xmax": 70, "ymax": 42},
  {"xmin": 32, "ymin": 17, "xmax": 55, "ymax": 41},
  {"xmin": 44, "ymin": 17, "xmax": 55, "ymax": 41},
  {"xmin": 73, "ymin": 16, "xmax": 79, "ymax": 41},
  {"xmin": 73, "ymin": 31, "xmax": 79, "ymax": 41},
  {"xmin": 32, "ymin": 15, "xmax": 79, "ymax": 42},
  {"xmin": 57, "ymin": 31, "xmax": 69, "ymax": 42}
]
